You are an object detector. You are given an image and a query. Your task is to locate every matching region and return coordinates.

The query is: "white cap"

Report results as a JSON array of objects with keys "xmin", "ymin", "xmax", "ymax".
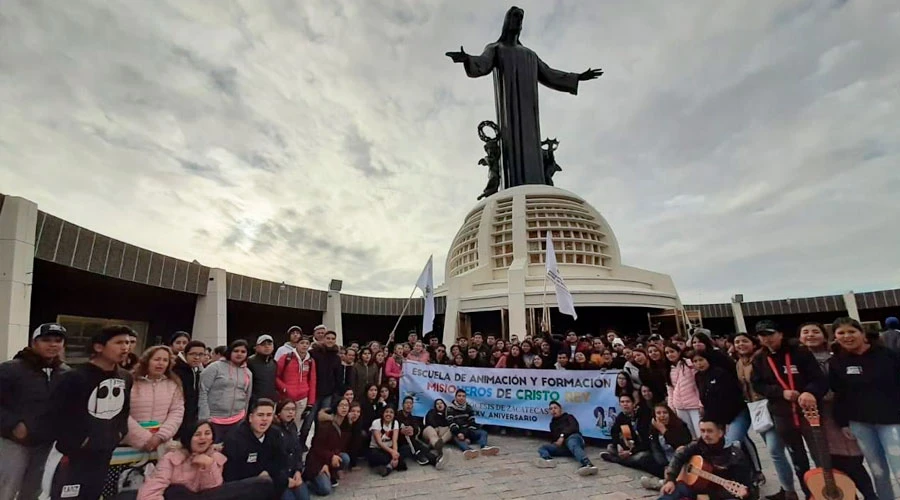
[
  {"xmin": 256, "ymin": 334, "xmax": 274, "ymax": 345},
  {"xmin": 314, "ymin": 324, "xmax": 327, "ymax": 331}
]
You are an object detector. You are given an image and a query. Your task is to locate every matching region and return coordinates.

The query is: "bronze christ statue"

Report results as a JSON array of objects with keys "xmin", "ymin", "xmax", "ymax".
[{"xmin": 447, "ymin": 6, "xmax": 602, "ymax": 189}]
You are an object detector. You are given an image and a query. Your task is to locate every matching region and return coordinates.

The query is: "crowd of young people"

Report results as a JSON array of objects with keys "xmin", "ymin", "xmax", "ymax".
[{"xmin": 2, "ymin": 315, "xmax": 899, "ymax": 500}]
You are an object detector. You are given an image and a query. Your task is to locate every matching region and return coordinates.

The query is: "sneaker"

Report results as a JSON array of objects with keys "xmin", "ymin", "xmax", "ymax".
[
  {"xmin": 481, "ymin": 446, "xmax": 500, "ymax": 456},
  {"xmin": 331, "ymin": 478, "xmax": 339, "ymax": 488},
  {"xmin": 435, "ymin": 454, "xmax": 446, "ymax": 470},
  {"xmin": 533, "ymin": 457, "xmax": 557, "ymax": 468},
  {"xmin": 640, "ymin": 476, "xmax": 663, "ymax": 490},
  {"xmin": 599, "ymin": 451, "xmax": 615, "ymax": 462},
  {"xmin": 577, "ymin": 463, "xmax": 599, "ymax": 476},
  {"xmin": 463, "ymin": 449, "xmax": 479, "ymax": 460},
  {"xmin": 376, "ymin": 465, "xmax": 391, "ymax": 477}
]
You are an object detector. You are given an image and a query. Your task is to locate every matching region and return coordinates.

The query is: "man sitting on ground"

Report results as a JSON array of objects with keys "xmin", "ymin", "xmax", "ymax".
[
  {"xmin": 534, "ymin": 401, "xmax": 598, "ymax": 476},
  {"xmin": 222, "ymin": 398, "xmax": 285, "ymax": 498},
  {"xmin": 659, "ymin": 419, "xmax": 753, "ymax": 500},
  {"xmin": 600, "ymin": 394, "xmax": 660, "ymax": 477},
  {"xmin": 446, "ymin": 389, "xmax": 499, "ymax": 459},
  {"xmin": 396, "ymin": 396, "xmax": 445, "ymax": 469}
]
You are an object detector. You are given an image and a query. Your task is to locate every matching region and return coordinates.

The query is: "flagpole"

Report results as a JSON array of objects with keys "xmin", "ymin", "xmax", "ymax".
[{"xmin": 388, "ymin": 284, "xmax": 419, "ymax": 343}]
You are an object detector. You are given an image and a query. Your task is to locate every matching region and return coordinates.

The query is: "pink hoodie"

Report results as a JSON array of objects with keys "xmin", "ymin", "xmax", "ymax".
[
  {"xmin": 385, "ymin": 356, "xmax": 403, "ymax": 379},
  {"xmin": 124, "ymin": 377, "xmax": 185, "ymax": 448},
  {"xmin": 667, "ymin": 361, "xmax": 702, "ymax": 410},
  {"xmin": 137, "ymin": 449, "xmax": 225, "ymax": 500}
]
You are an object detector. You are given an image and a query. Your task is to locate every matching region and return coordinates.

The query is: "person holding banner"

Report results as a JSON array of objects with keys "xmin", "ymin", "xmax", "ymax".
[
  {"xmin": 534, "ymin": 401, "xmax": 598, "ymax": 476},
  {"xmin": 447, "ymin": 390, "xmax": 499, "ymax": 459}
]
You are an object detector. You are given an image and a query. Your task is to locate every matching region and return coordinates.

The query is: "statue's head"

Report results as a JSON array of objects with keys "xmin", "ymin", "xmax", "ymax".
[{"xmin": 499, "ymin": 6, "xmax": 524, "ymax": 43}]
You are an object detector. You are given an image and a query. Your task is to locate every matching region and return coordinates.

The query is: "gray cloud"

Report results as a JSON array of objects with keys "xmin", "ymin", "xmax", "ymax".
[{"xmin": 1, "ymin": 0, "xmax": 898, "ymax": 303}]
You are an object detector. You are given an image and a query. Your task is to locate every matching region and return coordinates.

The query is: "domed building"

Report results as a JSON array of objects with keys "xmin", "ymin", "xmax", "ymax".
[{"xmin": 440, "ymin": 185, "xmax": 681, "ymax": 343}]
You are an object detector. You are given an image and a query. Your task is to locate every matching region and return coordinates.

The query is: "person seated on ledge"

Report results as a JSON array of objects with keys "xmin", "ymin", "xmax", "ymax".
[
  {"xmin": 600, "ymin": 394, "xmax": 660, "ymax": 477},
  {"xmin": 396, "ymin": 396, "xmax": 446, "ymax": 469},
  {"xmin": 447, "ymin": 389, "xmax": 499, "ymax": 459},
  {"xmin": 533, "ymin": 401, "xmax": 598, "ymax": 476},
  {"xmin": 658, "ymin": 420, "xmax": 754, "ymax": 500},
  {"xmin": 221, "ymin": 399, "xmax": 285, "ymax": 499}
]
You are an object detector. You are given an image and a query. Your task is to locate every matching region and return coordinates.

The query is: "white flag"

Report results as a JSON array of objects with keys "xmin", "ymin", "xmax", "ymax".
[
  {"xmin": 545, "ymin": 233, "xmax": 577, "ymax": 320},
  {"xmin": 416, "ymin": 255, "xmax": 436, "ymax": 334}
]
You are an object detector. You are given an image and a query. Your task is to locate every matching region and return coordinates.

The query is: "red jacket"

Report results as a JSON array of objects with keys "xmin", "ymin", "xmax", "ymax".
[{"xmin": 275, "ymin": 350, "xmax": 316, "ymax": 404}]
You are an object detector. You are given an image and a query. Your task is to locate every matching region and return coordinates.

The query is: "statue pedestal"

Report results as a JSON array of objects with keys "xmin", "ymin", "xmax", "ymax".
[{"xmin": 438, "ymin": 185, "xmax": 681, "ymax": 340}]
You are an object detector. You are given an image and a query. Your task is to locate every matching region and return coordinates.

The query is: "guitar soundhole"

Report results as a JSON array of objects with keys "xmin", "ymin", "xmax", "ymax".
[{"xmin": 823, "ymin": 486, "xmax": 843, "ymax": 500}]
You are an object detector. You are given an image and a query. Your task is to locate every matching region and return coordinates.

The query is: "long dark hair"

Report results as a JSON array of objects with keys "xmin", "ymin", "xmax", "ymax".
[
  {"xmin": 663, "ymin": 342, "xmax": 686, "ymax": 387},
  {"xmin": 615, "ymin": 370, "xmax": 636, "ymax": 398}
]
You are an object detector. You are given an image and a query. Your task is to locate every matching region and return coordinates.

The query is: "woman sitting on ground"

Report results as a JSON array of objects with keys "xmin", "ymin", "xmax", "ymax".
[
  {"xmin": 305, "ymin": 398, "xmax": 353, "ymax": 495},
  {"xmin": 137, "ymin": 421, "xmax": 268, "ymax": 500},
  {"xmin": 639, "ymin": 403, "xmax": 693, "ymax": 491},
  {"xmin": 368, "ymin": 406, "xmax": 407, "ymax": 477}
]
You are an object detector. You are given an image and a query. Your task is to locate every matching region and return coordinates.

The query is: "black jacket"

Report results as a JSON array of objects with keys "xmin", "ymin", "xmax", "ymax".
[
  {"xmin": 339, "ymin": 364, "xmax": 357, "ymax": 393},
  {"xmin": 447, "ymin": 401, "xmax": 479, "ymax": 434},
  {"xmin": 751, "ymin": 341, "xmax": 827, "ymax": 418},
  {"xmin": 696, "ymin": 366, "xmax": 745, "ymax": 425},
  {"xmin": 610, "ymin": 407, "xmax": 651, "ymax": 453},
  {"xmin": 311, "ymin": 344, "xmax": 343, "ymax": 399},
  {"xmin": 829, "ymin": 345, "xmax": 900, "ymax": 427},
  {"xmin": 53, "ymin": 363, "xmax": 133, "ymax": 456},
  {"xmin": 247, "ymin": 354, "xmax": 278, "ymax": 403},
  {"xmin": 649, "ymin": 419, "xmax": 693, "ymax": 465},
  {"xmin": 172, "ymin": 357, "xmax": 201, "ymax": 440},
  {"xmin": 0, "ymin": 348, "xmax": 70, "ymax": 445},
  {"xmin": 548, "ymin": 412, "xmax": 580, "ymax": 441},
  {"xmin": 424, "ymin": 408, "xmax": 450, "ymax": 429},
  {"xmin": 664, "ymin": 439, "xmax": 755, "ymax": 500},
  {"xmin": 273, "ymin": 420, "xmax": 302, "ymax": 476},
  {"xmin": 223, "ymin": 421, "xmax": 288, "ymax": 492}
]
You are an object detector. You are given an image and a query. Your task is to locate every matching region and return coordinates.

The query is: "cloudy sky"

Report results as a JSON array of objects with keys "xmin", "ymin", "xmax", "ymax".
[{"xmin": 1, "ymin": 0, "xmax": 898, "ymax": 304}]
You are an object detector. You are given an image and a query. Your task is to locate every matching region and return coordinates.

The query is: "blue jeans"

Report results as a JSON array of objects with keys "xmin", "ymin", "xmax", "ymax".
[
  {"xmin": 849, "ymin": 421, "xmax": 900, "ymax": 500},
  {"xmin": 538, "ymin": 433, "xmax": 589, "ymax": 465},
  {"xmin": 726, "ymin": 408, "xmax": 761, "ymax": 473},
  {"xmin": 761, "ymin": 427, "xmax": 795, "ymax": 492},
  {"xmin": 453, "ymin": 429, "xmax": 488, "ymax": 450},
  {"xmin": 282, "ymin": 482, "xmax": 311, "ymax": 500},
  {"xmin": 307, "ymin": 452, "xmax": 350, "ymax": 496}
]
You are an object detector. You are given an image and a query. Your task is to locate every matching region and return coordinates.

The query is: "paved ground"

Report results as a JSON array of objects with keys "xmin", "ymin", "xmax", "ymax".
[{"xmin": 328, "ymin": 434, "xmax": 784, "ymax": 500}]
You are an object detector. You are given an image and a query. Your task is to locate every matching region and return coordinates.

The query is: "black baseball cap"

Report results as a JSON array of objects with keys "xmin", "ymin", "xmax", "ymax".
[
  {"xmin": 32, "ymin": 323, "xmax": 67, "ymax": 341},
  {"xmin": 754, "ymin": 320, "xmax": 779, "ymax": 336}
]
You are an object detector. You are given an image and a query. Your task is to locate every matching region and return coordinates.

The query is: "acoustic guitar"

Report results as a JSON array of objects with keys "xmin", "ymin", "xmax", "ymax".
[
  {"xmin": 801, "ymin": 404, "xmax": 856, "ymax": 500},
  {"xmin": 677, "ymin": 455, "xmax": 747, "ymax": 498},
  {"xmin": 620, "ymin": 425, "xmax": 634, "ymax": 450}
]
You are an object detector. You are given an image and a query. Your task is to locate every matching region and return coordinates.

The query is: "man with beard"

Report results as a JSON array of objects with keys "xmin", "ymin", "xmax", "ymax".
[{"xmin": 0, "ymin": 323, "xmax": 70, "ymax": 500}]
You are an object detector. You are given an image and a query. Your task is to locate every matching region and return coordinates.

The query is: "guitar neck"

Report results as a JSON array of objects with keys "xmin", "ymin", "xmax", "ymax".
[
  {"xmin": 694, "ymin": 468, "xmax": 742, "ymax": 495},
  {"xmin": 808, "ymin": 426, "xmax": 837, "ymax": 486}
]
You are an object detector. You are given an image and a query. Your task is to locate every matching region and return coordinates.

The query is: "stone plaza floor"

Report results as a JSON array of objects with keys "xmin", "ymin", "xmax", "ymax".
[{"xmin": 328, "ymin": 434, "xmax": 784, "ymax": 500}]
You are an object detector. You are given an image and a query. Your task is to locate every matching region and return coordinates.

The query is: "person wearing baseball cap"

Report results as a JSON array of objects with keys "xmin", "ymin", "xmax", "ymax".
[
  {"xmin": 0, "ymin": 324, "xmax": 71, "ymax": 500},
  {"xmin": 881, "ymin": 316, "xmax": 900, "ymax": 353},
  {"xmin": 750, "ymin": 319, "xmax": 827, "ymax": 499},
  {"xmin": 248, "ymin": 335, "xmax": 278, "ymax": 403},
  {"xmin": 275, "ymin": 326, "xmax": 304, "ymax": 361}
]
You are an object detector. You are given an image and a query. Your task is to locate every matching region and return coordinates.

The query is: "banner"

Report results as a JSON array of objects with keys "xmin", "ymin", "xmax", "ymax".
[{"xmin": 400, "ymin": 361, "xmax": 620, "ymax": 439}]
